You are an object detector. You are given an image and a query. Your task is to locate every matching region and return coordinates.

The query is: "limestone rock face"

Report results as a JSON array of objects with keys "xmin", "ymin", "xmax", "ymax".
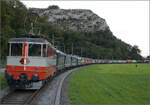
[{"xmin": 30, "ymin": 6, "xmax": 109, "ymax": 32}]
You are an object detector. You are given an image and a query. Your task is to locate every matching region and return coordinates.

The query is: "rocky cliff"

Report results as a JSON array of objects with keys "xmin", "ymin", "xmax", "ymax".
[{"xmin": 30, "ymin": 6, "xmax": 109, "ymax": 32}]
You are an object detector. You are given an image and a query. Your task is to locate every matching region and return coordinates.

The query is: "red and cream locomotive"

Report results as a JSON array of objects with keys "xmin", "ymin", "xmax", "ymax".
[{"xmin": 5, "ymin": 35, "xmax": 57, "ymax": 89}]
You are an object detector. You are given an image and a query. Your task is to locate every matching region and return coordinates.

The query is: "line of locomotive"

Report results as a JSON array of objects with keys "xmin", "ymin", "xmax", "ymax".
[{"xmin": 5, "ymin": 35, "xmax": 149, "ymax": 89}]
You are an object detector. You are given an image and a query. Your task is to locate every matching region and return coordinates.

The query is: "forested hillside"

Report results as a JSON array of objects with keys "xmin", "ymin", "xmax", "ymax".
[{"xmin": 0, "ymin": 0, "xmax": 142, "ymax": 64}]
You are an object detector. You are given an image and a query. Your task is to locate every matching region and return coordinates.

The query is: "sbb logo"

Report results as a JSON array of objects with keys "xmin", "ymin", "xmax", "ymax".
[{"xmin": 20, "ymin": 58, "xmax": 30, "ymax": 65}]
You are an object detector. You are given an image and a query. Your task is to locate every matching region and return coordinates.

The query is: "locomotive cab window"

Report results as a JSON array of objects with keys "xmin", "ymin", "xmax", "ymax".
[
  {"xmin": 29, "ymin": 44, "xmax": 41, "ymax": 56},
  {"xmin": 43, "ymin": 44, "xmax": 47, "ymax": 57},
  {"xmin": 8, "ymin": 43, "xmax": 10, "ymax": 56},
  {"xmin": 11, "ymin": 43, "xmax": 22, "ymax": 56}
]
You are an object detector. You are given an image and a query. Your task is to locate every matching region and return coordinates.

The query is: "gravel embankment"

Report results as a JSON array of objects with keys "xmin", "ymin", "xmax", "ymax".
[
  {"xmin": 60, "ymin": 72, "xmax": 73, "ymax": 105},
  {"xmin": 31, "ymin": 67, "xmax": 82, "ymax": 105}
]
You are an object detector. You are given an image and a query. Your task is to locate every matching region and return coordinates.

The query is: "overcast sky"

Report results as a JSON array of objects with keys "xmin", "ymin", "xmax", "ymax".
[{"xmin": 21, "ymin": 0, "xmax": 149, "ymax": 57}]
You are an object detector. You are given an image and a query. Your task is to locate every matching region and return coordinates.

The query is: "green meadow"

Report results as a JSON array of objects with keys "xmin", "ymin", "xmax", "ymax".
[{"xmin": 69, "ymin": 64, "xmax": 150, "ymax": 104}]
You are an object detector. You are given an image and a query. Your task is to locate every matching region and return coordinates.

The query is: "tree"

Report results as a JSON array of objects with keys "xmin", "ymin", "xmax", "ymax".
[
  {"xmin": 48, "ymin": 5, "xmax": 59, "ymax": 9},
  {"xmin": 129, "ymin": 45, "xmax": 142, "ymax": 60},
  {"xmin": 146, "ymin": 55, "xmax": 150, "ymax": 60}
]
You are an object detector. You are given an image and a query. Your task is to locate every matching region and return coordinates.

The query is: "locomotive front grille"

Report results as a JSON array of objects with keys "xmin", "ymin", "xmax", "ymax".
[{"xmin": 19, "ymin": 73, "xmax": 28, "ymax": 80}]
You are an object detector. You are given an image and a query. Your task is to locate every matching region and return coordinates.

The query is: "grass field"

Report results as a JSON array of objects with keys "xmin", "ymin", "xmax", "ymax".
[
  {"xmin": 69, "ymin": 64, "xmax": 150, "ymax": 104},
  {"xmin": 0, "ymin": 72, "xmax": 8, "ymax": 90}
]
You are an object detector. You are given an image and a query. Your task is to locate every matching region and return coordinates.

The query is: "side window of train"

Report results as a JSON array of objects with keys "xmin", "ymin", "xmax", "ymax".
[
  {"xmin": 29, "ymin": 44, "xmax": 41, "ymax": 56},
  {"xmin": 43, "ymin": 44, "xmax": 47, "ymax": 57},
  {"xmin": 11, "ymin": 43, "xmax": 22, "ymax": 56},
  {"xmin": 47, "ymin": 46, "xmax": 55, "ymax": 57},
  {"xmin": 51, "ymin": 47, "xmax": 53, "ymax": 56},
  {"xmin": 47, "ymin": 45, "xmax": 50, "ymax": 57},
  {"xmin": 51, "ymin": 48, "xmax": 56, "ymax": 56},
  {"xmin": 47, "ymin": 45, "xmax": 53, "ymax": 57}
]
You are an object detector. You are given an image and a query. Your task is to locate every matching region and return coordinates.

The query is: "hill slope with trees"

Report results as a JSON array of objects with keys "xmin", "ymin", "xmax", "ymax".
[{"xmin": 0, "ymin": 0, "xmax": 143, "ymax": 64}]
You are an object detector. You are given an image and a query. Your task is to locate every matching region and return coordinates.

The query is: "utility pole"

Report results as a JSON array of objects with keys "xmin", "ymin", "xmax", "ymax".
[
  {"xmin": 52, "ymin": 34, "xmax": 55, "ymax": 46},
  {"xmin": 63, "ymin": 44, "xmax": 65, "ymax": 53},
  {"xmin": 29, "ymin": 23, "xmax": 34, "ymax": 35},
  {"xmin": 72, "ymin": 43, "xmax": 74, "ymax": 55},
  {"xmin": 81, "ymin": 48, "xmax": 82, "ymax": 57},
  {"xmin": 38, "ymin": 29, "xmax": 40, "ymax": 36},
  {"xmin": 85, "ymin": 50, "xmax": 87, "ymax": 58},
  {"xmin": 55, "ymin": 40, "xmax": 59, "ymax": 49}
]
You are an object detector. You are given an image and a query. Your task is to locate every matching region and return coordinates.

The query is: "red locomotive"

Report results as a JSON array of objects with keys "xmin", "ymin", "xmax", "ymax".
[{"xmin": 5, "ymin": 35, "xmax": 57, "ymax": 89}]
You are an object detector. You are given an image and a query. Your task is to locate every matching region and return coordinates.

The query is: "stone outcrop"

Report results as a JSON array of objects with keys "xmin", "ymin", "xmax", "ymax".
[{"xmin": 30, "ymin": 6, "xmax": 109, "ymax": 32}]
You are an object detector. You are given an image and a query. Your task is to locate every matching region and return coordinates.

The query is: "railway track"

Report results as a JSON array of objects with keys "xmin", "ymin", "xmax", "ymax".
[
  {"xmin": 0, "ymin": 89, "xmax": 40, "ymax": 105},
  {"xmin": 0, "ymin": 79, "xmax": 51, "ymax": 105}
]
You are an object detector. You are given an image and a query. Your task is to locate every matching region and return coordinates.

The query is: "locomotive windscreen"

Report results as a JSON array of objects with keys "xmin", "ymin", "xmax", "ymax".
[
  {"xmin": 11, "ymin": 43, "xmax": 22, "ymax": 56},
  {"xmin": 28, "ymin": 44, "xmax": 41, "ymax": 56}
]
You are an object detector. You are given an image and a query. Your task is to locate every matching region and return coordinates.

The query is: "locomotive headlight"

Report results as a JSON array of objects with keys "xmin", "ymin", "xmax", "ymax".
[
  {"xmin": 5, "ymin": 73, "xmax": 13, "ymax": 80},
  {"xmin": 19, "ymin": 73, "xmax": 27, "ymax": 80},
  {"xmin": 31, "ymin": 74, "xmax": 39, "ymax": 82}
]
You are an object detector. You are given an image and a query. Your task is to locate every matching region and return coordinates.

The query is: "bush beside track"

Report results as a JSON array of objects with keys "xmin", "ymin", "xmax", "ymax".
[
  {"xmin": 0, "ymin": 73, "xmax": 8, "ymax": 90},
  {"xmin": 69, "ymin": 64, "xmax": 150, "ymax": 104}
]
